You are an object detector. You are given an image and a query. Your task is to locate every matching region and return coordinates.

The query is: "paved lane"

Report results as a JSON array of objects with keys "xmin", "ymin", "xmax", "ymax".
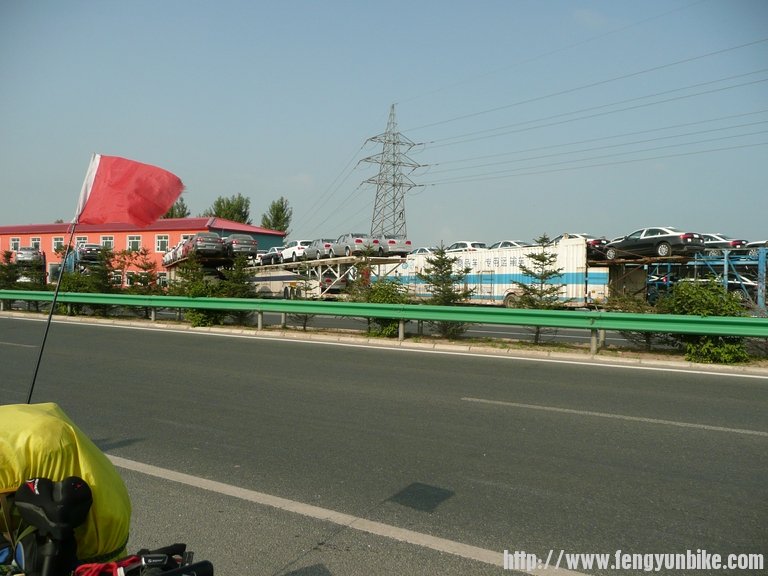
[{"xmin": 2, "ymin": 316, "xmax": 766, "ymax": 575}]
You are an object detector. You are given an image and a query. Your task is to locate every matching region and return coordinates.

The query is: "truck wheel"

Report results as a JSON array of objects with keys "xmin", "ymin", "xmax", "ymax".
[{"xmin": 503, "ymin": 293, "xmax": 517, "ymax": 308}]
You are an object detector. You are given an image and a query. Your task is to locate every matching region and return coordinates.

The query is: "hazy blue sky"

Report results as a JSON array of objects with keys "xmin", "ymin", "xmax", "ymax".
[{"xmin": 1, "ymin": 0, "xmax": 766, "ymax": 247}]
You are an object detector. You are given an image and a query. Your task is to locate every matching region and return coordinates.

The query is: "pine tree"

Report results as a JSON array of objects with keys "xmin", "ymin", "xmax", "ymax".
[
  {"xmin": 513, "ymin": 234, "xmax": 565, "ymax": 344},
  {"xmin": 163, "ymin": 197, "xmax": 191, "ymax": 219},
  {"xmin": 202, "ymin": 193, "xmax": 251, "ymax": 224},
  {"xmin": 260, "ymin": 197, "xmax": 292, "ymax": 234},
  {"xmin": 416, "ymin": 245, "xmax": 474, "ymax": 338}
]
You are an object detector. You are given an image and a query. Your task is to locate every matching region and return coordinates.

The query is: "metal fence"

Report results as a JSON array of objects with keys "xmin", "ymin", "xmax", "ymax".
[{"xmin": 1, "ymin": 290, "xmax": 766, "ymax": 353}]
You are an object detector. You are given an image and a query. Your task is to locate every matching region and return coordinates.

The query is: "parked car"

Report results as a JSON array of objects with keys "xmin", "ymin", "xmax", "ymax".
[
  {"xmin": 223, "ymin": 234, "xmax": 259, "ymax": 258},
  {"xmin": 700, "ymin": 233, "xmax": 748, "ymax": 255},
  {"xmin": 304, "ymin": 238, "xmax": 335, "ymax": 260},
  {"xmin": 253, "ymin": 250, "xmax": 268, "ymax": 265},
  {"xmin": 744, "ymin": 240, "xmax": 768, "ymax": 258},
  {"xmin": 15, "ymin": 247, "xmax": 44, "ymax": 263},
  {"xmin": 260, "ymin": 246, "xmax": 284, "ymax": 265},
  {"xmin": 445, "ymin": 241, "xmax": 487, "ymax": 253},
  {"xmin": 550, "ymin": 233, "xmax": 608, "ymax": 259},
  {"xmin": 604, "ymin": 227, "xmax": 705, "ymax": 260},
  {"xmin": 280, "ymin": 240, "xmax": 312, "ymax": 263},
  {"xmin": 374, "ymin": 234, "xmax": 412, "ymax": 257},
  {"xmin": 329, "ymin": 233, "xmax": 378, "ymax": 257},
  {"xmin": 409, "ymin": 246, "xmax": 436, "ymax": 255},
  {"xmin": 182, "ymin": 232, "xmax": 225, "ymax": 258},
  {"xmin": 76, "ymin": 243, "xmax": 104, "ymax": 262},
  {"xmin": 488, "ymin": 240, "xmax": 531, "ymax": 250},
  {"xmin": 162, "ymin": 240, "xmax": 185, "ymax": 266}
]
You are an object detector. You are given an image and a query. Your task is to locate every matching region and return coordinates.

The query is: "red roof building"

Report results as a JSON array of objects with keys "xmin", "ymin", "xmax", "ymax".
[{"xmin": 0, "ymin": 218, "xmax": 285, "ymax": 285}]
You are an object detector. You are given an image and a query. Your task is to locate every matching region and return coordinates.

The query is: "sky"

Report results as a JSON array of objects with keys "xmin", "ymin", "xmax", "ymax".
[{"xmin": 1, "ymin": 0, "xmax": 767, "ymax": 248}]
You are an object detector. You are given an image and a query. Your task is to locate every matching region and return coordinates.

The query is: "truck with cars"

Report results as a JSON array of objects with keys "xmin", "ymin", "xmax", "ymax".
[{"xmin": 395, "ymin": 236, "xmax": 610, "ymax": 307}]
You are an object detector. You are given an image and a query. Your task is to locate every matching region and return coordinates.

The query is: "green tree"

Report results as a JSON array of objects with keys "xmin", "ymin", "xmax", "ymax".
[
  {"xmin": 287, "ymin": 261, "xmax": 317, "ymax": 331},
  {"xmin": 113, "ymin": 248, "xmax": 163, "ymax": 319},
  {"xmin": 656, "ymin": 280, "xmax": 749, "ymax": 363},
  {"xmin": 0, "ymin": 251, "xmax": 18, "ymax": 288},
  {"xmin": 168, "ymin": 255, "xmax": 225, "ymax": 327},
  {"xmin": 604, "ymin": 293, "xmax": 676, "ymax": 351},
  {"xmin": 416, "ymin": 245, "xmax": 473, "ymax": 339},
  {"xmin": 219, "ymin": 254, "xmax": 256, "ymax": 325},
  {"xmin": 57, "ymin": 247, "xmax": 116, "ymax": 316},
  {"xmin": 163, "ymin": 197, "xmax": 191, "ymax": 219},
  {"xmin": 511, "ymin": 234, "xmax": 565, "ymax": 344},
  {"xmin": 203, "ymin": 193, "xmax": 251, "ymax": 224},
  {"xmin": 261, "ymin": 196, "xmax": 292, "ymax": 234}
]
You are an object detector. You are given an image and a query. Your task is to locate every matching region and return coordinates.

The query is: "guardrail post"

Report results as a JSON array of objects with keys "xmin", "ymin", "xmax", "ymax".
[
  {"xmin": 590, "ymin": 329, "xmax": 598, "ymax": 354},
  {"xmin": 280, "ymin": 313, "xmax": 286, "ymax": 328},
  {"xmin": 399, "ymin": 319, "xmax": 405, "ymax": 341},
  {"xmin": 151, "ymin": 308, "xmax": 156, "ymax": 322},
  {"xmin": 598, "ymin": 329, "xmax": 606, "ymax": 349},
  {"xmin": 257, "ymin": 310, "xmax": 263, "ymax": 330},
  {"xmin": 0, "ymin": 300, "xmax": 4, "ymax": 311}
]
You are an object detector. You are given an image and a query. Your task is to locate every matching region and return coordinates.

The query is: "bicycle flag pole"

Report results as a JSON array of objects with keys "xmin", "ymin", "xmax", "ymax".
[{"xmin": 26, "ymin": 154, "xmax": 184, "ymax": 403}]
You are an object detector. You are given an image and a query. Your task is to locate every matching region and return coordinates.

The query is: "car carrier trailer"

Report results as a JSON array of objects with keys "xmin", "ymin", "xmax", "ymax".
[{"xmin": 395, "ymin": 237, "xmax": 609, "ymax": 307}]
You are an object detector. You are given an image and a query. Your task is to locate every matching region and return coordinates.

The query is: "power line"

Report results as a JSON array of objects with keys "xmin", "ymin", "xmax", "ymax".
[
  {"xmin": 405, "ymin": 36, "xmax": 768, "ymax": 133},
  {"xmin": 396, "ymin": 0, "xmax": 710, "ymax": 106},
  {"xmin": 430, "ymin": 109, "xmax": 768, "ymax": 167},
  {"xmin": 427, "ymin": 120, "xmax": 768, "ymax": 175},
  {"xmin": 420, "ymin": 140, "xmax": 768, "ymax": 186},
  {"xmin": 426, "ymin": 70, "xmax": 768, "ymax": 149}
]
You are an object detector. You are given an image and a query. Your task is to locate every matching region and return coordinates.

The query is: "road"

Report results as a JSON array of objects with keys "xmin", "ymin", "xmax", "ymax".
[{"xmin": 1, "ymin": 316, "xmax": 766, "ymax": 575}]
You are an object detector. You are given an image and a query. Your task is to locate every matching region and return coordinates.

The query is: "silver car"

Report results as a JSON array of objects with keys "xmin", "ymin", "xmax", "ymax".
[
  {"xmin": 374, "ymin": 234, "xmax": 412, "ymax": 257},
  {"xmin": 304, "ymin": 238, "xmax": 335, "ymax": 260},
  {"xmin": 15, "ymin": 247, "xmax": 44, "ymax": 263},
  {"xmin": 329, "ymin": 233, "xmax": 379, "ymax": 257}
]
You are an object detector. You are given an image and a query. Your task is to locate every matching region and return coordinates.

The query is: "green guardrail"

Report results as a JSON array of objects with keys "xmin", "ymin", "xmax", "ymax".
[{"xmin": 2, "ymin": 290, "xmax": 768, "ymax": 342}]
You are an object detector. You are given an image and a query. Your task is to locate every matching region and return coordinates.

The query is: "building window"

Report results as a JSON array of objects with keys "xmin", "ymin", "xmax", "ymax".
[
  {"xmin": 156, "ymin": 235, "xmax": 169, "ymax": 253},
  {"xmin": 126, "ymin": 235, "xmax": 141, "ymax": 251},
  {"xmin": 30, "ymin": 237, "xmax": 41, "ymax": 249},
  {"xmin": 101, "ymin": 236, "xmax": 114, "ymax": 249},
  {"xmin": 10, "ymin": 238, "xmax": 20, "ymax": 251},
  {"xmin": 111, "ymin": 271, "xmax": 124, "ymax": 286},
  {"xmin": 76, "ymin": 236, "xmax": 88, "ymax": 246},
  {"xmin": 157, "ymin": 272, "xmax": 168, "ymax": 287},
  {"xmin": 52, "ymin": 237, "xmax": 64, "ymax": 252}
]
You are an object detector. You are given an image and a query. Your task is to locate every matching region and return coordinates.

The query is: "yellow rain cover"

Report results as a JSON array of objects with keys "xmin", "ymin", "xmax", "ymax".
[{"xmin": 0, "ymin": 402, "xmax": 131, "ymax": 562}]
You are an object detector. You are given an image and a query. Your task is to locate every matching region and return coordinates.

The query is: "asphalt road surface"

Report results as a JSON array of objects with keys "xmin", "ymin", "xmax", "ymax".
[{"xmin": 1, "ymin": 316, "xmax": 766, "ymax": 575}]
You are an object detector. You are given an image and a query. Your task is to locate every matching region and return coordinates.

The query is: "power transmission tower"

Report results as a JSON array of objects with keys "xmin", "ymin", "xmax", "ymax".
[{"xmin": 362, "ymin": 104, "xmax": 421, "ymax": 238}]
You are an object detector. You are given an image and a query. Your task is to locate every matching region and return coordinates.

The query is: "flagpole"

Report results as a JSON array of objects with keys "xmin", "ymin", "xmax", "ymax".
[{"xmin": 26, "ymin": 154, "xmax": 96, "ymax": 404}]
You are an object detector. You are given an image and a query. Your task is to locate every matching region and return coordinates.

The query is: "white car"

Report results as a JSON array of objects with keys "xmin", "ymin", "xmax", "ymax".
[
  {"xmin": 445, "ymin": 241, "xmax": 487, "ymax": 253},
  {"xmin": 409, "ymin": 247, "xmax": 436, "ymax": 255},
  {"xmin": 488, "ymin": 240, "xmax": 531, "ymax": 250},
  {"xmin": 280, "ymin": 240, "xmax": 311, "ymax": 263}
]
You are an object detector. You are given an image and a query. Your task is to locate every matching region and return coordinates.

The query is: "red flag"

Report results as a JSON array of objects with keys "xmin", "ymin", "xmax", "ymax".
[{"xmin": 75, "ymin": 154, "xmax": 184, "ymax": 227}]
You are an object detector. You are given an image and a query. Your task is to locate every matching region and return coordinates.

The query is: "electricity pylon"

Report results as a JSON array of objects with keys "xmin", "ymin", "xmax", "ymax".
[{"xmin": 362, "ymin": 104, "xmax": 421, "ymax": 238}]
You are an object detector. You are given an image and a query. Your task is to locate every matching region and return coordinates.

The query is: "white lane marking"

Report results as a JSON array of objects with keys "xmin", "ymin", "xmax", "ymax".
[
  {"xmin": 109, "ymin": 455, "xmax": 585, "ymax": 576},
  {"xmin": 7, "ymin": 314, "xmax": 768, "ymax": 380},
  {"xmin": 462, "ymin": 397, "xmax": 768, "ymax": 437},
  {"xmin": 0, "ymin": 340, "xmax": 37, "ymax": 348}
]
